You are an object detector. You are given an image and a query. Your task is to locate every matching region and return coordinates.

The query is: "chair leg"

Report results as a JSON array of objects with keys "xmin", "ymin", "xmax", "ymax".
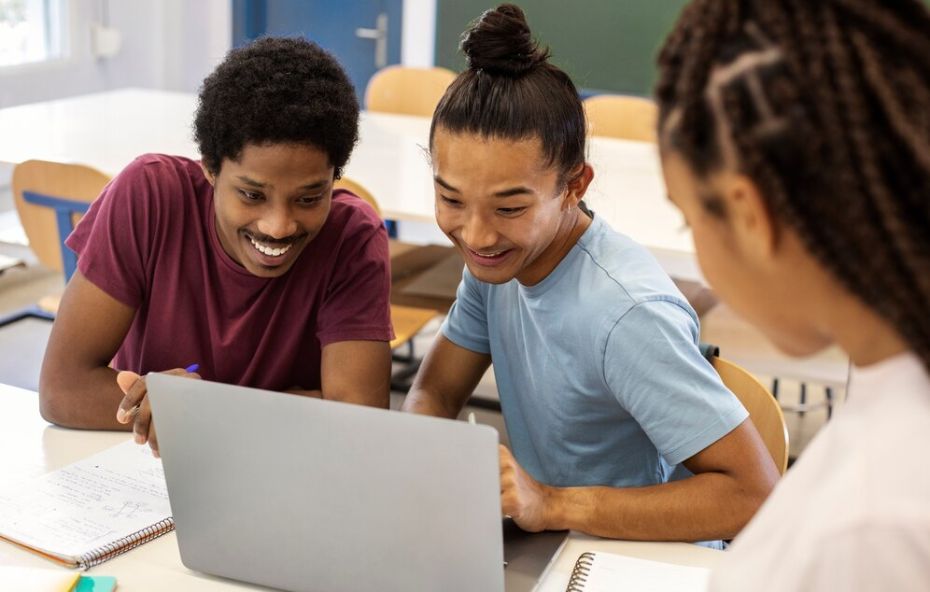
[
  {"xmin": 390, "ymin": 359, "xmax": 421, "ymax": 393},
  {"xmin": 390, "ymin": 340, "xmax": 422, "ymax": 392},
  {"xmin": 825, "ymin": 386, "xmax": 834, "ymax": 420},
  {"xmin": 391, "ymin": 340, "xmax": 416, "ymax": 364},
  {"xmin": 798, "ymin": 382, "xmax": 808, "ymax": 418},
  {"xmin": 0, "ymin": 306, "xmax": 55, "ymax": 328}
]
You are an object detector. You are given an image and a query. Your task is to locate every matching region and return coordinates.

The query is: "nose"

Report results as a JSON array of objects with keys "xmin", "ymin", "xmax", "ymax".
[
  {"xmin": 460, "ymin": 210, "xmax": 498, "ymax": 252},
  {"xmin": 256, "ymin": 204, "xmax": 299, "ymax": 240}
]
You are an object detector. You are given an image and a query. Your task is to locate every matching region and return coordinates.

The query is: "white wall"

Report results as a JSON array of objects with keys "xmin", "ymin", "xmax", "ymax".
[
  {"xmin": 401, "ymin": 0, "xmax": 436, "ymax": 67},
  {"xmin": 0, "ymin": 0, "xmax": 439, "ymax": 107},
  {"xmin": 0, "ymin": 0, "xmax": 231, "ymax": 109},
  {"xmin": 0, "ymin": 0, "xmax": 432, "ymax": 185}
]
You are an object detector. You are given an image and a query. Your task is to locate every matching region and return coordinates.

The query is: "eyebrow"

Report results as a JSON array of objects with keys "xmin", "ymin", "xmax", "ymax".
[
  {"xmin": 434, "ymin": 175, "xmax": 534, "ymax": 198},
  {"xmin": 235, "ymin": 176, "xmax": 329, "ymax": 191}
]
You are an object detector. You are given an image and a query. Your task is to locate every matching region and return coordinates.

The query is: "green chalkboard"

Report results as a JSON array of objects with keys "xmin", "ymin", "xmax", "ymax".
[
  {"xmin": 436, "ymin": 1, "xmax": 930, "ymax": 96},
  {"xmin": 434, "ymin": 1, "xmax": 691, "ymax": 97}
]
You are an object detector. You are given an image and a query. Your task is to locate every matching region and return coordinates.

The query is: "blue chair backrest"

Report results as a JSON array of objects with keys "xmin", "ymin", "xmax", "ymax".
[{"xmin": 21, "ymin": 191, "xmax": 92, "ymax": 282}]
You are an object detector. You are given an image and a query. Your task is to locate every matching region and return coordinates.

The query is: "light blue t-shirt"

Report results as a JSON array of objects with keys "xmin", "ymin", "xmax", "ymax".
[{"xmin": 442, "ymin": 215, "xmax": 748, "ymax": 489}]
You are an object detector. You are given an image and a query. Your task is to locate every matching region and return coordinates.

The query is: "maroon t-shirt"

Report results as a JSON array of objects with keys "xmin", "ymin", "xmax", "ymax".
[{"xmin": 66, "ymin": 154, "xmax": 393, "ymax": 391}]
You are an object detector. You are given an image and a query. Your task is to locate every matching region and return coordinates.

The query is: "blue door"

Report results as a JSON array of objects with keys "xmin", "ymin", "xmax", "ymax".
[{"xmin": 232, "ymin": 0, "xmax": 404, "ymax": 103}]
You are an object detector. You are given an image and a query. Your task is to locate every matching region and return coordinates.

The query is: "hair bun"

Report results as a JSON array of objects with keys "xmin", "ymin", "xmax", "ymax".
[{"xmin": 460, "ymin": 4, "xmax": 549, "ymax": 76}]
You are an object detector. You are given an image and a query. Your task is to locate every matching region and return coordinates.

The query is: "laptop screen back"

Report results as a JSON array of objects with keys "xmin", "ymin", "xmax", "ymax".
[{"xmin": 147, "ymin": 373, "xmax": 504, "ymax": 592}]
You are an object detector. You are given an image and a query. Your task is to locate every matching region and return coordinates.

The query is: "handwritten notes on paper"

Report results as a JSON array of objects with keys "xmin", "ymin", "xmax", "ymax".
[{"xmin": 0, "ymin": 441, "xmax": 171, "ymax": 563}]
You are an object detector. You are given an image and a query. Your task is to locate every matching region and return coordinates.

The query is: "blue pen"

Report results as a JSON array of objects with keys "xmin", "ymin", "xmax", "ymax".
[{"xmin": 185, "ymin": 364, "xmax": 200, "ymax": 373}]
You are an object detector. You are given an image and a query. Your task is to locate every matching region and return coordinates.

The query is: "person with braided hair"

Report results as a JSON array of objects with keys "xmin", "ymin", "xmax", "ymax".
[
  {"xmin": 656, "ymin": 0, "xmax": 930, "ymax": 587},
  {"xmin": 403, "ymin": 4, "xmax": 779, "ymax": 545}
]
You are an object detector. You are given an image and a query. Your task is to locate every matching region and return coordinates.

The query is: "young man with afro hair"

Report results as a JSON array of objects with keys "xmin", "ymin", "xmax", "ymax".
[{"xmin": 39, "ymin": 38, "xmax": 394, "ymax": 455}]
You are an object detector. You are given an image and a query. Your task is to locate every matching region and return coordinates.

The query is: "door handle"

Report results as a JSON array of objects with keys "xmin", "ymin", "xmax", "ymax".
[{"xmin": 355, "ymin": 12, "xmax": 388, "ymax": 68}]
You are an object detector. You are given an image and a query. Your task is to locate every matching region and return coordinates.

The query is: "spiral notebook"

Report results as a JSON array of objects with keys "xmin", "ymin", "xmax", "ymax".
[
  {"xmin": 565, "ymin": 551, "xmax": 711, "ymax": 592},
  {"xmin": 0, "ymin": 440, "xmax": 173, "ymax": 569}
]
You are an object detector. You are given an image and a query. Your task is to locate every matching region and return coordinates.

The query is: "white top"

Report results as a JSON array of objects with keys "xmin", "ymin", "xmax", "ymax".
[{"xmin": 710, "ymin": 352, "xmax": 930, "ymax": 591}]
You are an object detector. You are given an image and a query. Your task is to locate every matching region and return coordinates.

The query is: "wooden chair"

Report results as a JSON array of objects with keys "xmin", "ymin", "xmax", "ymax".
[
  {"xmin": 712, "ymin": 355, "xmax": 790, "ymax": 475},
  {"xmin": 583, "ymin": 94, "xmax": 658, "ymax": 142},
  {"xmin": 333, "ymin": 177, "xmax": 441, "ymax": 353},
  {"xmin": 8, "ymin": 160, "xmax": 111, "ymax": 319},
  {"xmin": 364, "ymin": 66, "xmax": 457, "ymax": 117}
]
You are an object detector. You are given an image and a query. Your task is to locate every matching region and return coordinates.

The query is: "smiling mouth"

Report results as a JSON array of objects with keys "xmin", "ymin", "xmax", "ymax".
[
  {"xmin": 248, "ymin": 235, "xmax": 294, "ymax": 258},
  {"xmin": 465, "ymin": 246, "xmax": 512, "ymax": 261}
]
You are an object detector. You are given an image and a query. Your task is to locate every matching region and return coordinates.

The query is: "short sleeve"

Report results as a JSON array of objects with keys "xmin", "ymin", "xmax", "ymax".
[
  {"xmin": 604, "ymin": 299, "xmax": 748, "ymax": 465},
  {"xmin": 65, "ymin": 157, "xmax": 158, "ymax": 308},
  {"xmin": 316, "ymin": 222, "xmax": 394, "ymax": 346},
  {"xmin": 440, "ymin": 268, "xmax": 491, "ymax": 354}
]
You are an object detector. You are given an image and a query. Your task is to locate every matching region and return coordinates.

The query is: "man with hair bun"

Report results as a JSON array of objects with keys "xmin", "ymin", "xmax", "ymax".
[
  {"xmin": 40, "ymin": 37, "xmax": 394, "ymax": 456},
  {"xmin": 404, "ymin": 4, "xmax": 778, "ymax": 546}
]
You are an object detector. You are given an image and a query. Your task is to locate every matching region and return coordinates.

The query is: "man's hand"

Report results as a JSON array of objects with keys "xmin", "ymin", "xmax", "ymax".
[
  {"xmin": 499, "ymin": 444, "xmax": 556, "ymax": 533},
  {"xmin": 115, "ymin": 367, "xmax": 201, "ymax": 457}
]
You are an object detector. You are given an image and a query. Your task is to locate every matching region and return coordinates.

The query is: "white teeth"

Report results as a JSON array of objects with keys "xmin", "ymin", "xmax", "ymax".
[
  {"xmin": 474, "ymin": 250, "xmax": 504, "ymax": 257},
  {"xmin": 249, "ymin": 236, "xmax": 293, "ymax": 257}
]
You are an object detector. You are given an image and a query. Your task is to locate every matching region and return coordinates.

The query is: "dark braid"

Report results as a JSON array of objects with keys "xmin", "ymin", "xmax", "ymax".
[{"xmin": 656, "ymin": 0, "xmax": 930, "ymax": 372}]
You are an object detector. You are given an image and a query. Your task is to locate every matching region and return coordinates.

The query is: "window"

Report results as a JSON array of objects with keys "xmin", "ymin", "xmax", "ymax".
[{"xmin": 0, "ymin": 0, "xmax": 66, "ymax": 68}]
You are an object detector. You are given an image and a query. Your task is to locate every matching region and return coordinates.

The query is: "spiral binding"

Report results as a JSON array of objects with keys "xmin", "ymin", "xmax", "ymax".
[
  {"xmin": 565, "ymin": 551, "xmax": 596, "ymax": 591},
  {"xmin": 78, "ymin": 516, "xmax": 175, "ymax": 569}
]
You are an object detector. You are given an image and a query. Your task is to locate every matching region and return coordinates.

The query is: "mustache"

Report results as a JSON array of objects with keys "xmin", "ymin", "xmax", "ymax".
[{"xmin": 244, "ymin": 230, "xmax": 307, "ymax": 245}]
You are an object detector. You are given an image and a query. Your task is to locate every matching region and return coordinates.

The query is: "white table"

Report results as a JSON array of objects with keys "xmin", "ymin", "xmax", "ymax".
[
  {"xmin": 0, "ymin": 383, "xmax": 722, "ymax": 590},
  {"xmin": 0, "ymin": 88, "xmax": 700, "ymax": 282}
]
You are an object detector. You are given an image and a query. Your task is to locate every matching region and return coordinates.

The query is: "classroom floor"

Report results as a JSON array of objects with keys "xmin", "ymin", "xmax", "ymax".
[{"xmin": 0, "ymin": 193, "xmax": 843, "ymax": 462}]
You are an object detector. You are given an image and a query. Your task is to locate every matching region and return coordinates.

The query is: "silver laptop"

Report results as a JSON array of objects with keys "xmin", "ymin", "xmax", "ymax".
[{"xmin": 148, "ymin": 374, "xmax": 565, "ymax": 592}]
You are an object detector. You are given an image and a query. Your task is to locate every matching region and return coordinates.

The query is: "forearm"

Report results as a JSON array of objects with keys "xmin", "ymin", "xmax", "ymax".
[
  {"xmin": 38, "ymin": 364, "xmax": 130, "ymax": 431},
  {"xmin": 400, "ymin": 336, "xmax": 490, "ymax": 419},
  {"xmin": 401, "ymin": 386, "xmax": 464, "ymax": 419},
  {"xmin": 323, "ymin": 378, "xmax": 389, "ymax": 409},
  {"xmin": 546, "ymin": 472, "xmax": 767, "ymax": 541},
  {"xmin": 320, "ymin": 340, "xmax": 391, "ymax": 409}
]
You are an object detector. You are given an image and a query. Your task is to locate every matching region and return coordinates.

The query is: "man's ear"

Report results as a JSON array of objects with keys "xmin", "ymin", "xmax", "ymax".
[
  {"xmin": 562, "ymin": 163, "xmax": 595, "ymax": 210},
  {"xmin": 718, "ymin": 172, "xmax": 779, "ymax": 260},
  {"xmin": 201, "ymin": 162, "xmax": 216, "ymax": 186}
]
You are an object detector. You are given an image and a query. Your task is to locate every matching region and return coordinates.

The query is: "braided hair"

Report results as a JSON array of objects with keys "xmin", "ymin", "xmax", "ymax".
[{"xmin": 656, "ymin": 0, "xmax": 930, "ymax": 372}]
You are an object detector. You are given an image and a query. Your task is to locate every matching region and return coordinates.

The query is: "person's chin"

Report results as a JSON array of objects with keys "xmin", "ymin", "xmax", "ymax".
[
  {"xmin": 464, "ymin": 261, "xmax": 518, "ymax": 285},
  {"xmin": 765, "ymin": 325, "xmax": 832, "ymax": 359},
  {"xmin": 246, "ymin": 260, "xmax": 295, "ymax": 278}
]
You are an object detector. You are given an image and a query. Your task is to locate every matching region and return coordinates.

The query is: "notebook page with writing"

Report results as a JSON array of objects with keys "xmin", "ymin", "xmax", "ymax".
[
  {"xmin": 0, "ymin": 440, "xmax": 173, "ymax": 568},
  {"xmin": 565, "ymin": 551, "xmax": 710, "ymax": 592}
]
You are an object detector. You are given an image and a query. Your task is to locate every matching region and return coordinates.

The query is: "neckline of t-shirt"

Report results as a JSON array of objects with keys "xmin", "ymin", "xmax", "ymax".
[
  {"xmin": 847, "ymin": 351, "xmax": 930, "ymax": 408},
  {"xmin": 519, "ymin": 214, "xmax": 602, "ymax": 298}
]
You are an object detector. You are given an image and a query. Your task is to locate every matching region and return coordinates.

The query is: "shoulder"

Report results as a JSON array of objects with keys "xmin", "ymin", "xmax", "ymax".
[
  {"xmin": 578, "ymin": 216, "xmax": 686, "ymax": 302},
  {"xmin": 107, "ymin": 154, "xmax": 209, "ymax": 207},
  {"xmin": 118, "ymin": 153, "xmax": 204, "ymax": 183},
  {"xmin": 327, "ymin": 189, "xmax": 386, "ymax": 238},
  {"xmin": 719, "ymin": 416, "xmax": 930, "ymax": 590},
  {"xmin": 568, "ymin": 218, "xmax": 696, "ymax": 326}
]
